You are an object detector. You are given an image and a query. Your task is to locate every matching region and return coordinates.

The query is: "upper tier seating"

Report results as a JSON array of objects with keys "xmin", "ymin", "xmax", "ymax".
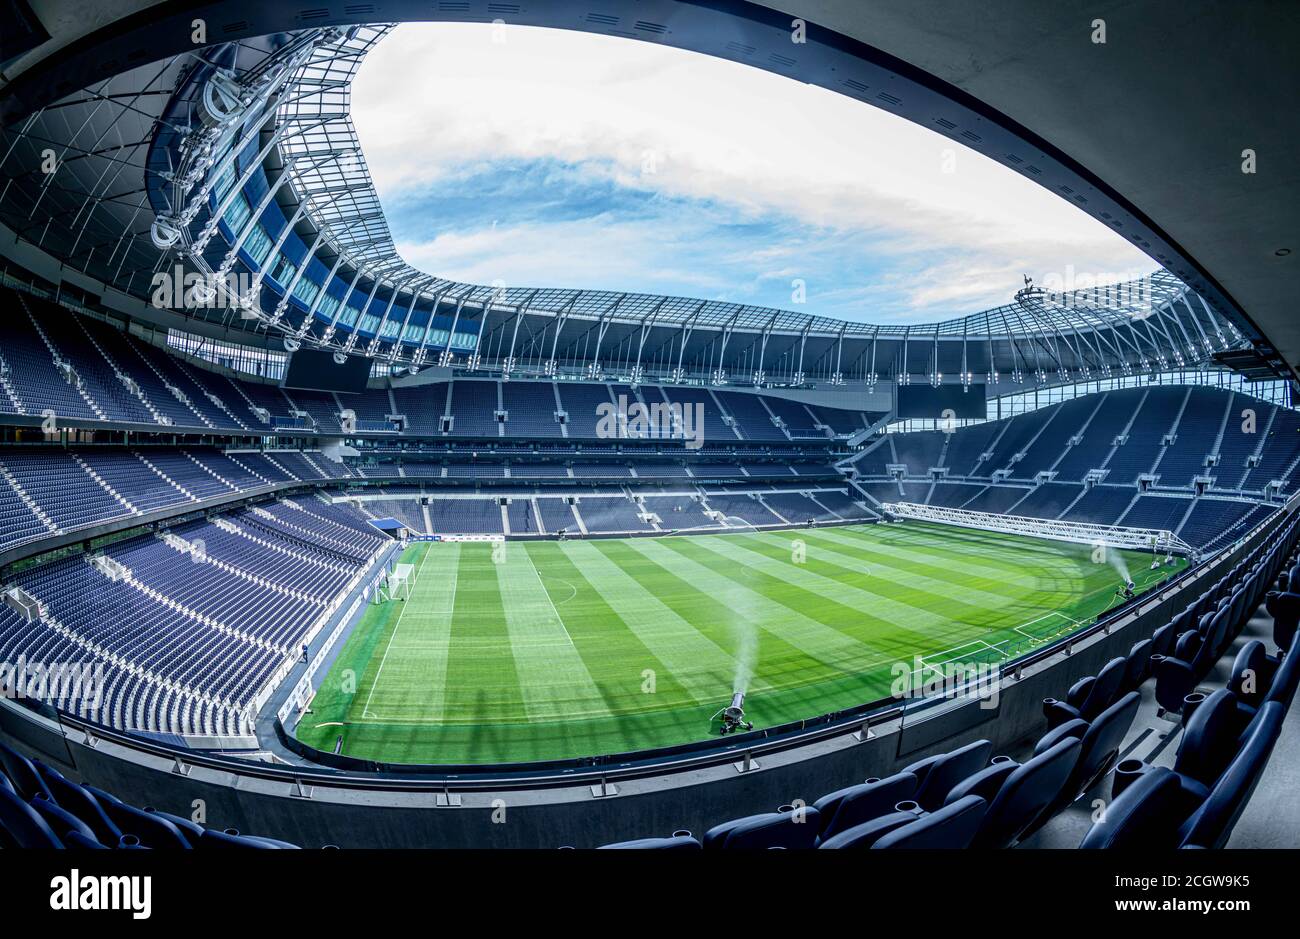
[
  {"xmin": 714, "ymin": 391, "xmax": 789, "ymax": 441},
  {"xmin": 555, "ymin": 382, "xmax": 615, "ymax": 438},
  {"xmin": 502, "ymin": 382, "xmax": 564, "ymax": 438}
]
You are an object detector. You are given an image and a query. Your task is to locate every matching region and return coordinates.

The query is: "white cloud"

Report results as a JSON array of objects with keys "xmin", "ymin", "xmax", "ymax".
[{"xmin": 353, "ymin": 22, "xmax": 1156, "ymax": 318}]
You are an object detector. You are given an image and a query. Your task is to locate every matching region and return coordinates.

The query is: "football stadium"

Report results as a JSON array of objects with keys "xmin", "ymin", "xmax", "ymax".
[{"xmin": 0, "ymin": 0, "xmax": 1296, "ymax": 890}]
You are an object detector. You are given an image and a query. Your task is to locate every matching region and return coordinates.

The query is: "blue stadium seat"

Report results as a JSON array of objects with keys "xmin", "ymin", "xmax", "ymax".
[
  {"xmin": 1226, "ymin": 641, "xmax": 1273, "ymax": 714},
  {"xmin": 1120, "ymin": 638, "xmax": 1154, "ymax": 692},
  {"xmin": 32, "ymin": 760, "xmax": 121, "ymax": 846},
  {"xmin": 1044, "ymin": 656, "xmax": 1127, "ymax": 729},
  {"xmin": 86, "ymin": 786, "xmax": 192, "ymax": 849},
  {"xmin": 1168, "ymin": 689, "xmax": 1253, "ymax": 801},
  {"xmin": 813, "ymin": 771, "xmax": 918, "ymax": 843},
  {"xmin": 871, "ymin": 795, "xmax": 987, "ymax": 849},
  {"xmin": 0, "ymin": 740, "xmax": 45, "ymax": 800},
  {"xmin": 598, "ymin": 834, "xmax": 702, "ymax": 850},
  {"xmin": 1155, "ymin": 608, "xmax": 1230, "ymax": 715},
  {"xmin": 1079, "ymin": 766, "xmax": 1186, "ymax": 849},
  {"xmin": 817, "ymin": 810, "xmax": 919, "ymax": 849},
  {"xmin": 946, "ymin": 737, "xmax": 1082, "ymax": 849},
  {"xmin": 1082, "ymin": 700, "xmax": 1287, "ymax": 849},
  {"xmin": 29, "ymin": 791, "xmax": 101, "ymax": 844},
  {"xmin": 703, "ymin": 807, "xmax": 822, "ymax": 850},
  {"xmin": 0, "ymin": 785, "xmax": 64, "ymax": 848},
  {"xmin": 1265, "ymin": 587, "xmax": 1300, "ymax": 650},
  {"xmin": 1028, "ymin": 690, "xmax": 1141, "ymax": 830},
  {"xmin": 903, "ymin": 738, "xmax": 993, "ymax": 811}
]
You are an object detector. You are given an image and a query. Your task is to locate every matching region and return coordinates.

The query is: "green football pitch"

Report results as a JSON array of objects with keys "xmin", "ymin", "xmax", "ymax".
[{"xmin": 295, "ymin": 521, "xmax": 1182, "ymax": 764}]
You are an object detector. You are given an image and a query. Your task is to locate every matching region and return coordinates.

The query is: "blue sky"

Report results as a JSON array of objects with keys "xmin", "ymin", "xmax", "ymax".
[{"xmin": 353, "ymin": 23, "xmax": 1155, "ymax": 324}]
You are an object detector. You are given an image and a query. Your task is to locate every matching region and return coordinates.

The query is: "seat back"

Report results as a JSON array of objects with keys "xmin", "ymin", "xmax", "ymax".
[
  {"xmin": 1080, "ymin": 767, "xmax": 1185, "ymax": 849},
  {"xmin": 33, "ymin": 760, "xmax": 120, "ymax": 846},
  {"xmin": 1047, "ymin": 691, "xmax": 1141, "ymax": 820},
  {"xmin": 0, "ymin": 740, "xmax": 44, "ymax": 800},
  {"xmin": 1079, "ymin": 656, "xmax": 1127, "ymax": 720},
  {"xmin": 974, "ymin": 737, "xmax": 1082, "ymax": 848},
  {"xmin": 1199, "ymin": 609, "xmax": 1231, "ymax": 671},
  {"xmin": 598, "ymin": 835, "xmax": 702, "ymax": 850},
  {"xmin": 1264, "ymin": 632, "xmax": 1300, "ymax": 710},
  {"xmin": 871, "ymin": 795, "xmax": 987, "ymax": 849},
  {"xmin": 1228, "ymin": 641, "xmax": 1269, "ymax": 708},
  {"xmin": 0, "ymin": 785, "xmax": 64, "ymax": 848},
  {"xmin": 818, "ymin": 811, "xmax": 917, "ymax": 849},
  {"xmin": 97, "ymin": 797, "xmax": 192, "ymax": 849},
  {"xmin": 704, "ymin": 807, "xmax": 822, "ymax": 850},
  {"xmin": 1179, "ymin": 702, "xmax": 1286, "ymax": 849},
  {"xmin": 1150, "ymin": 618, "xmax": 1178, "ymax": 658},
  {"xmin": 1122, "ymin": 638, "xmax": 1153, "ymax": 692},
  {"xmin": 29, "ymin": 792, "xmax": 99, "ymax": 844},
  {"xmin": 911, "ymin": 739, "xmax": 993, "ymax": 811},
  {"xmin": 815, "ymin": 772, "xmax": 917, "ymax": 841},
  {"xmin": 1173, "ymin": 688, "xmax": 1246, "ymax": 787}
]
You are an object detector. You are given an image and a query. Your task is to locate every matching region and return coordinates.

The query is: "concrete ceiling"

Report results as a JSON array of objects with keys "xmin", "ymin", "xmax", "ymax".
[{"xmin": 3, "ymin": 0, "xmax": 1296, "ymax": 375}]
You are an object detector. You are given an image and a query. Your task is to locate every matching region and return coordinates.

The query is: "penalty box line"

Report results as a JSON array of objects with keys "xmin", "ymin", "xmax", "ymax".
[
  {"xmin": 1014, "ymin": 610, "xmax": 1083, "ymax": 645},
  {"xmin": 910, "ymin": 609, "xmax": 1083, "ymax": 684},
  {"xmin": 912, "ymin": 637, "xmax": 1012, "ymax": 684}
]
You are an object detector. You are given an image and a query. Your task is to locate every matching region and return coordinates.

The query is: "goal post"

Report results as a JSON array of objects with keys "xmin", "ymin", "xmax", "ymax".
[
  {"xmin": 880, "ymin": 501, "xmax": 1194, "ymax": 557},
  {"xmin": 374, "ymin": 562, "xmax": 414, "ymax": 603}
]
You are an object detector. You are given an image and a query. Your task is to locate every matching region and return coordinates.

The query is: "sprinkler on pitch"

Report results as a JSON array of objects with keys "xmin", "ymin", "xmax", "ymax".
[{"xmin": 712, "ymin": 691, "xmax": 754, "ymax": 735}]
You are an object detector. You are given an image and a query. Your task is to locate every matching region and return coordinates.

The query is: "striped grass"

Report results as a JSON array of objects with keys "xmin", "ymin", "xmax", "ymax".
[{"xmin": 296, "ymin": 522, "xmax": 1181, "ymax": 764}]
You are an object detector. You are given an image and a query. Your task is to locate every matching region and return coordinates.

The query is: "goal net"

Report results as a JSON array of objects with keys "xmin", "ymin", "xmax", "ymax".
[{"xmin": 373, "ymin": 562, "xmax": 415, "ymax": 603}]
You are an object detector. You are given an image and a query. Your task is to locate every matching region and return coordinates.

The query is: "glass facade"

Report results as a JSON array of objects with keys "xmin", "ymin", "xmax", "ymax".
[
  {"xmin": 886, "ymin": 368, "xmax": 1293, "ymax": 433},
  {"xmin": 165, "ymin": 329, "xmax": 287, "ymax": 381}
]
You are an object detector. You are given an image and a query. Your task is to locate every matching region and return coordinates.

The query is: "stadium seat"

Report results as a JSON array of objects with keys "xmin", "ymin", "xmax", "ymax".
[
  {"xmin": 1265, "ymin": 587, "xmax": 1300, "ymax": 650},
  {"xmin": 871, "ymin": 795, "xmax": 987, "ymax": 849},
  {"xmin": 199, "ymin": 827, "xmax": 294, "ymax": 849},
  {"xmin": 703, "ymin": 807, "xmax": 823, "ymax": 850},
  {"xmin": 1155, "ymin": 609, "xmax": 1230, "ymax": 715},
  {"xmin": 0, "ymin": 740, "xmax": 44, "ymax": 800},
  {"xmin": 0, "ymin": 785, "xmax": 64, "ymax": 848},
  {"xmin": 598, "ymin": 834, "xmax": 702, "ymax": 850},
  {"xmin": 1043, "ymin": 655, "xmax": 1127, "ymax": 728},
  {"xmin": 813, "ymin": 772, "xmax": 918, "ymax": 842},
  {"xmin": 1168, "ymin": 689, "xmax": 1253, "ymax": 800},
  {"xmin": 1028, "ymin": 690, "xmax": 1141, "ymax": 830},
  {"xmin": 1082, "ymin": 700, "xmax": 1287, "ymax": 849},
  {"xmin": 903, "ymin": 738, "xmax": 993, "ymax": 811},
  {"xmin": 1226, "ymin": 641, "xmax": 1274, "ymax": 714},
  {"xmin": 29, "ymin": 791, "xmax": 100, "ymax": 844},
  {"xmin": 817, "ymin": 810, "xmax": 920, "ymax": 849},
  {"xmin": 1258, "ymin": 632, "xmax": 1300, "ymax": 711},
  {"xmin": 946, "ymin": 737, "xmax": 1082, "ymax": 848},
  {"xmin": 140, "ymin": 805, "xmax": 207, "ymax": 848},
  {"xmin": 1078, "ymin": 767, "xmax": 1186, "ymax": 849},
  {"xmin": 32, "ymin": 760, "xmax": 121, "ymax": 846},
  {"xmin": 86, "ymin": 786, "xmax": 192, "ymax": 849},
  {"xmin": 1120, "ymin": 638, "xmax": 1154, "ymax": 692}
]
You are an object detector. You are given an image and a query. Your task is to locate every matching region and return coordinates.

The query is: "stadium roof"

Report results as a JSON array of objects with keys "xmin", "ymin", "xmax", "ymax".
[{"xmin": 0, "ymin": 4, "xmax": 1287, "ymax": 386}]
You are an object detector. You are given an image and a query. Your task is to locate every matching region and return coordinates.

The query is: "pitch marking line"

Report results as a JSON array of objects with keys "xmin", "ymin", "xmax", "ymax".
[
  {"xmin": 361, "ymin": 544, "xmax": 435, "ymax": 719},
  {"xmin": 1014, "ymin": 610, "xmax": 1081, "ymax": 644},
  {"xmin": 524, "ymin": 549, "xmax": 581, "ymax": 651}
]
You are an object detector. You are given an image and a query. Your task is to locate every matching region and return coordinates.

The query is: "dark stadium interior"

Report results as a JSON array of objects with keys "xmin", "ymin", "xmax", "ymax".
[{"xmin": 0, "ymin": 0, "xmax": 1297, "ymax": 869}]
